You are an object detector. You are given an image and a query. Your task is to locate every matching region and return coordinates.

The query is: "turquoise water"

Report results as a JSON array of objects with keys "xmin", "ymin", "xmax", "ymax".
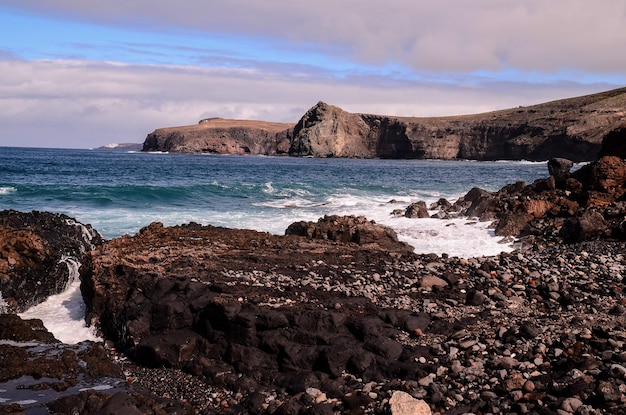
[{"xmin": 0, "ymin": 146, "xmax": 550, "ymax": 255}]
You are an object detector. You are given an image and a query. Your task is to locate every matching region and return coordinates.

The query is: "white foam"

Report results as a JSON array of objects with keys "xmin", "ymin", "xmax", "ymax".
[
  {"xmin": 15, "ymin": 400, "xmax": 38, "ymax": 405},
  {"xmin": 79, "ymin": 384, "xmax": 114, "ymax": 392},
  {"xmin": 19, "ymin": 257, "xmax": 101, "ymax": 344},
  {"xmin": 0, "ymin": 186, "xmax": 16, "ymax": 195}
]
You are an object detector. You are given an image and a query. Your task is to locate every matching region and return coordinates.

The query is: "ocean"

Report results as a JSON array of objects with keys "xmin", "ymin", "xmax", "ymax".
[{"xmin": 1, "ymin": 146, "xmax": 551, "ymax": 342}]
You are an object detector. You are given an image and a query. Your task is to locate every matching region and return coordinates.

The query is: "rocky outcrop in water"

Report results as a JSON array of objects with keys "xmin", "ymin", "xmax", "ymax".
[
  {"xmin": 400, "ymin": 123, "xmax": 626, "ymax": 245},
  {"xmin": 0, "ymin": 210, "xmax": 102, "ymax": 313},
  {"xmin": 142, "ymin": 118, "xmax": 293, "ymax": 155}
]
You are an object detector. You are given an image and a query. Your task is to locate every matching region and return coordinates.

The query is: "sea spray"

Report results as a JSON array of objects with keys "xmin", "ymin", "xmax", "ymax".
[{"xmin": 19, "ymin": 256, "xmax": 101, "ymax": 344}]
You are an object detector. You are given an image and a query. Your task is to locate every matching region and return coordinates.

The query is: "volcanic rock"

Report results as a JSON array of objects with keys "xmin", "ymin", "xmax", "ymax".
[
  {"xmin": 404, "ymin": 201, "xmax": 430, "ymax": 218},
  {"xmin": 388, "ymin": 391, "xmax": 431, "ymax": 415},
  {"xmin": 403, "ymin": 124, "xmax": 626, "ymax": 244},
  {"xmin": 142, "ymin": 118, "xmax": 293, "ymax": 155},
  {"xmin": 76, "ymin": 216, "xmax": 626, "ymax": 414},
  {"xmin": 598, "ymin": 123, "xmax": 626, "ymax": 158},
  {"xmin": 285, "ymin": 214, "xmax": 411, "ymax": 252},
  {"xmin": 548, "ymin": 157, "xmax": 574, "ymax": 186},
  {"xmin": 143, "ymin": 87, "xmax": 626, "ymax": 161},
  {"xmin": 0, "ymin": 210, "xmax": 102, "ymax": 313}
]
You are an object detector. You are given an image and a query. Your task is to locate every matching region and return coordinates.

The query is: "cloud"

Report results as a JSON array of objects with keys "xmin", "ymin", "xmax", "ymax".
[
  {"xmin": 0, "ymin": 58, "xmax": 614, "ymax": 148},
  {"xmin": 5, "ymin": 0, "xmax": 626, "ymax": 74}
]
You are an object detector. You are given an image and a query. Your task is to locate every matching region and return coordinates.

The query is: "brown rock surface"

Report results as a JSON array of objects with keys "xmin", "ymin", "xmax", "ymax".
[
  {"xmin": 0, "ymin": 210, "xmax": 102, "ymax": 313},
  {"xmin": 285, "ymin": 214, "xmax": 411, "ymax": 252},
  {"xmin": 142, "ymin": 87, "xmax": 626, "ymax": 161},
  {"xmin": 290, "ymin": 88, "xmax": 626, "ymax": 161},
  {"xmin": 142, "ymin": 117, "xmax": 293, "ymax": 155},
  {"xmin": 415, "ymin": 127, "xmax": 626, "ymax": 244},
  {"xmin": 78, "ymin": 218, "xmax": 626, "ymax": 414}
]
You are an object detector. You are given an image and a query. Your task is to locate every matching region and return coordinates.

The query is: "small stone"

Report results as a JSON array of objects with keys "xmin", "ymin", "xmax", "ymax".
[
  {"xmin": 418, "ymin": 373, "xmax": 435, "ymax": 387},
  {"xmin": 388, "ymin": 391, "xmax": 432, "ymax": 415},
  {"xmin": 465, "ymin": 290, "xmax": 488, "ymax": 306},
  {"xmin": 504, "ymin": 373, "xmax": 526, "ymax": 391},
  {"xmin": 523, "ymin": 380, "xmax": 535, "ymax": 393},
  {"xmin": 459, "ymin": 339, "xmax": 477, "ymax": 349},
  {"xmin": 420, "ymin": 275, "xmax": 448, "ymax": 289},
  {"xmin": 610, "ymin": 364, "xmax": 626, "ymax": 378},
  {"xmin": 560, "ymin": 397, "xmax": 583, "ymax": 413}
]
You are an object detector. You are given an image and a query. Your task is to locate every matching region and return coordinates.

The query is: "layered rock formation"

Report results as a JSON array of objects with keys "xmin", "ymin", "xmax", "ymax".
[
  {"xmin": 0, "ymin": 210, "xmax": 102, "ymax": 313},
  {"xmin": 289, "ymin": 87, "xmax": 626, "ymax": 161},
  {"xmin": 142, "ymin": 118, "xmax": 293, "ymax": 155},
  {"xmin": 142, "ymin": 86, "xmax": 626, "ymax": 161}
]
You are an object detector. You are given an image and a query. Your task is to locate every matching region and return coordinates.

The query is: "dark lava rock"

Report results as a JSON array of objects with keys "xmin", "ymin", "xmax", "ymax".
[
  {"xmin": 405, "ymin": 201, "xmax": 430, "ymax": 218},
  {"xmin": 285, "ymin": 214, "xmax": 411, "ymax": 252},
  {"xmin": 0, "ymin": 210, "xmax": 102, "ymax": 313}
]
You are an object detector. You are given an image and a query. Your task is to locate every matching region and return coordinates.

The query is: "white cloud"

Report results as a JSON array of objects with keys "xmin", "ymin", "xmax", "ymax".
[
  {"xmin": 5, "ymin": 0, "xmax": 626, "ymax": 74},
  {"xmin": 0, "ymin": 59, "xmax": 614, "ymax": 148}
]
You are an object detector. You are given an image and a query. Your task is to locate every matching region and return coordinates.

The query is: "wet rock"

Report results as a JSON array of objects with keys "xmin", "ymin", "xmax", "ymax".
[
  {"xmin": 405, "ymin": 201, "xmax": 430, "ymax": 218},
  {"xmin": 0, "ymin": 210, "xmax": 101, "ymax": 313},
  {"xmin": 285, "ymin": 215, "xmax": 411, "ymax": 252},
  {"xmin": 548, "ymin": 157, "xmax": 574, "ymax": 186}
]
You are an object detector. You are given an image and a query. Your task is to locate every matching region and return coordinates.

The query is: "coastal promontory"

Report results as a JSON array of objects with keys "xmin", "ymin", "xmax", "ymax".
[
  {"xmin": 142, "ymin": 86, "xmax": 626, "ymax": 161},
  {"xmin": 142, "ymin": 118, "xmax": 293, "ymax": 155}
]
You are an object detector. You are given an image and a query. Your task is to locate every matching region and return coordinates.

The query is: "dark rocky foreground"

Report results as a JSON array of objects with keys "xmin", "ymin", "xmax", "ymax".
[
  {"xmin": 0, "ymin": 210, "xmax": 102, "ymax": 313},
  {"xmin": 3, "ymin": 216, "xmax": 626, "ymax": 414},
  {"xmin": 2, "ymin": 127, "xmax": 626, "ymax": 414}
]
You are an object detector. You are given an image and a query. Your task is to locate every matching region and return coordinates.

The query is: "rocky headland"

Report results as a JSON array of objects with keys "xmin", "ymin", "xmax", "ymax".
[
  {"xmin": 2, "ymin": 124, "xmax": 626, "ymax": 414},
  {"xmin": 143, "ymin": 118, "xmax": 293, "ymax": 155},
  {"xmin": 142, "ymin": 87, "xmax": 626, "ymax": 161}
]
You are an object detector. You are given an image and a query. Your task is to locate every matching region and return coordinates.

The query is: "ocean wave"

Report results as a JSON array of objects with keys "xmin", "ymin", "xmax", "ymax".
[{"xmin": 0, "ymin": 186, "xmax": 16, "ymax": 195}]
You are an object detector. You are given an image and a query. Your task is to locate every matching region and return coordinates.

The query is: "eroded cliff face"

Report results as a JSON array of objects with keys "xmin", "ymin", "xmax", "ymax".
[
  {"xmin": 288, "ymin": 102, "xmax": 374, "ymax": 157},
  {"xmin": 143, "ymin": 118, "xmax": 293, "ymax": 155},
  {"xmin": 290, "ymin": 87, "xmax": 626, "ymax": 160},
  {"xmin": 142, "ymin": 87, "xmax": 626, "ymax": 161}
]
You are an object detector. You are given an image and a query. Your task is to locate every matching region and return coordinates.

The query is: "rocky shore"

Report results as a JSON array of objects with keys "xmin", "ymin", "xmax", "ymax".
[{"xmin": 2, "ymin": 127, "xmax": 626, "ymax": 414}]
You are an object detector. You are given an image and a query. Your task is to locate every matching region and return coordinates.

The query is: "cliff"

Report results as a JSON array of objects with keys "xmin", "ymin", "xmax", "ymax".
[
  {"xmin": 142, "ymin": 118, "xmax": 293, "ymax": 155},
  {"xmin": 143, "ymin": 87, "xmax": 626, "ymax": 161},
  {"xmin": 290, "ymin": 87, "xmax": 626, "ymax": 161}
]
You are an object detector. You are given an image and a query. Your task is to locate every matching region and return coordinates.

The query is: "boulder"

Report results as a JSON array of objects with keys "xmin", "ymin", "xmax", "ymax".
[
  {"xmin": 548, "ymin": 157, "xmax": 574, "ymax": 187},
  {"xmin": 285, "ymin": 215, "xmax": 411, "ymax": 252},
  {"xmin": 559, "ymin": 210, "xmax": 607, "ymax": 243},
  {"xmin": 404, "ymin": 201, "xmax": 430, "ymax": 218},
  {"xmin": 0, "ymin": 210, "xmax": 102, "ymax": 313}
]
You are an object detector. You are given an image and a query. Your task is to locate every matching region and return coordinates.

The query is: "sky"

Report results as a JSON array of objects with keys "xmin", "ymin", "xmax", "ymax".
[{"xmin": 1, "ymin": 1, "xmax": 625, "ymax": 149}]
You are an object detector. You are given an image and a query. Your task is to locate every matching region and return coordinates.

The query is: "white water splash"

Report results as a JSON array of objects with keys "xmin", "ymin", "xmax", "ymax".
[
  {"xmin": 64, "ymin": 218, "xmax": 99, "ymax": 253},
  {"xmin": 19, "ymin": 256, "xmax": 101, "ymax": 344}
]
